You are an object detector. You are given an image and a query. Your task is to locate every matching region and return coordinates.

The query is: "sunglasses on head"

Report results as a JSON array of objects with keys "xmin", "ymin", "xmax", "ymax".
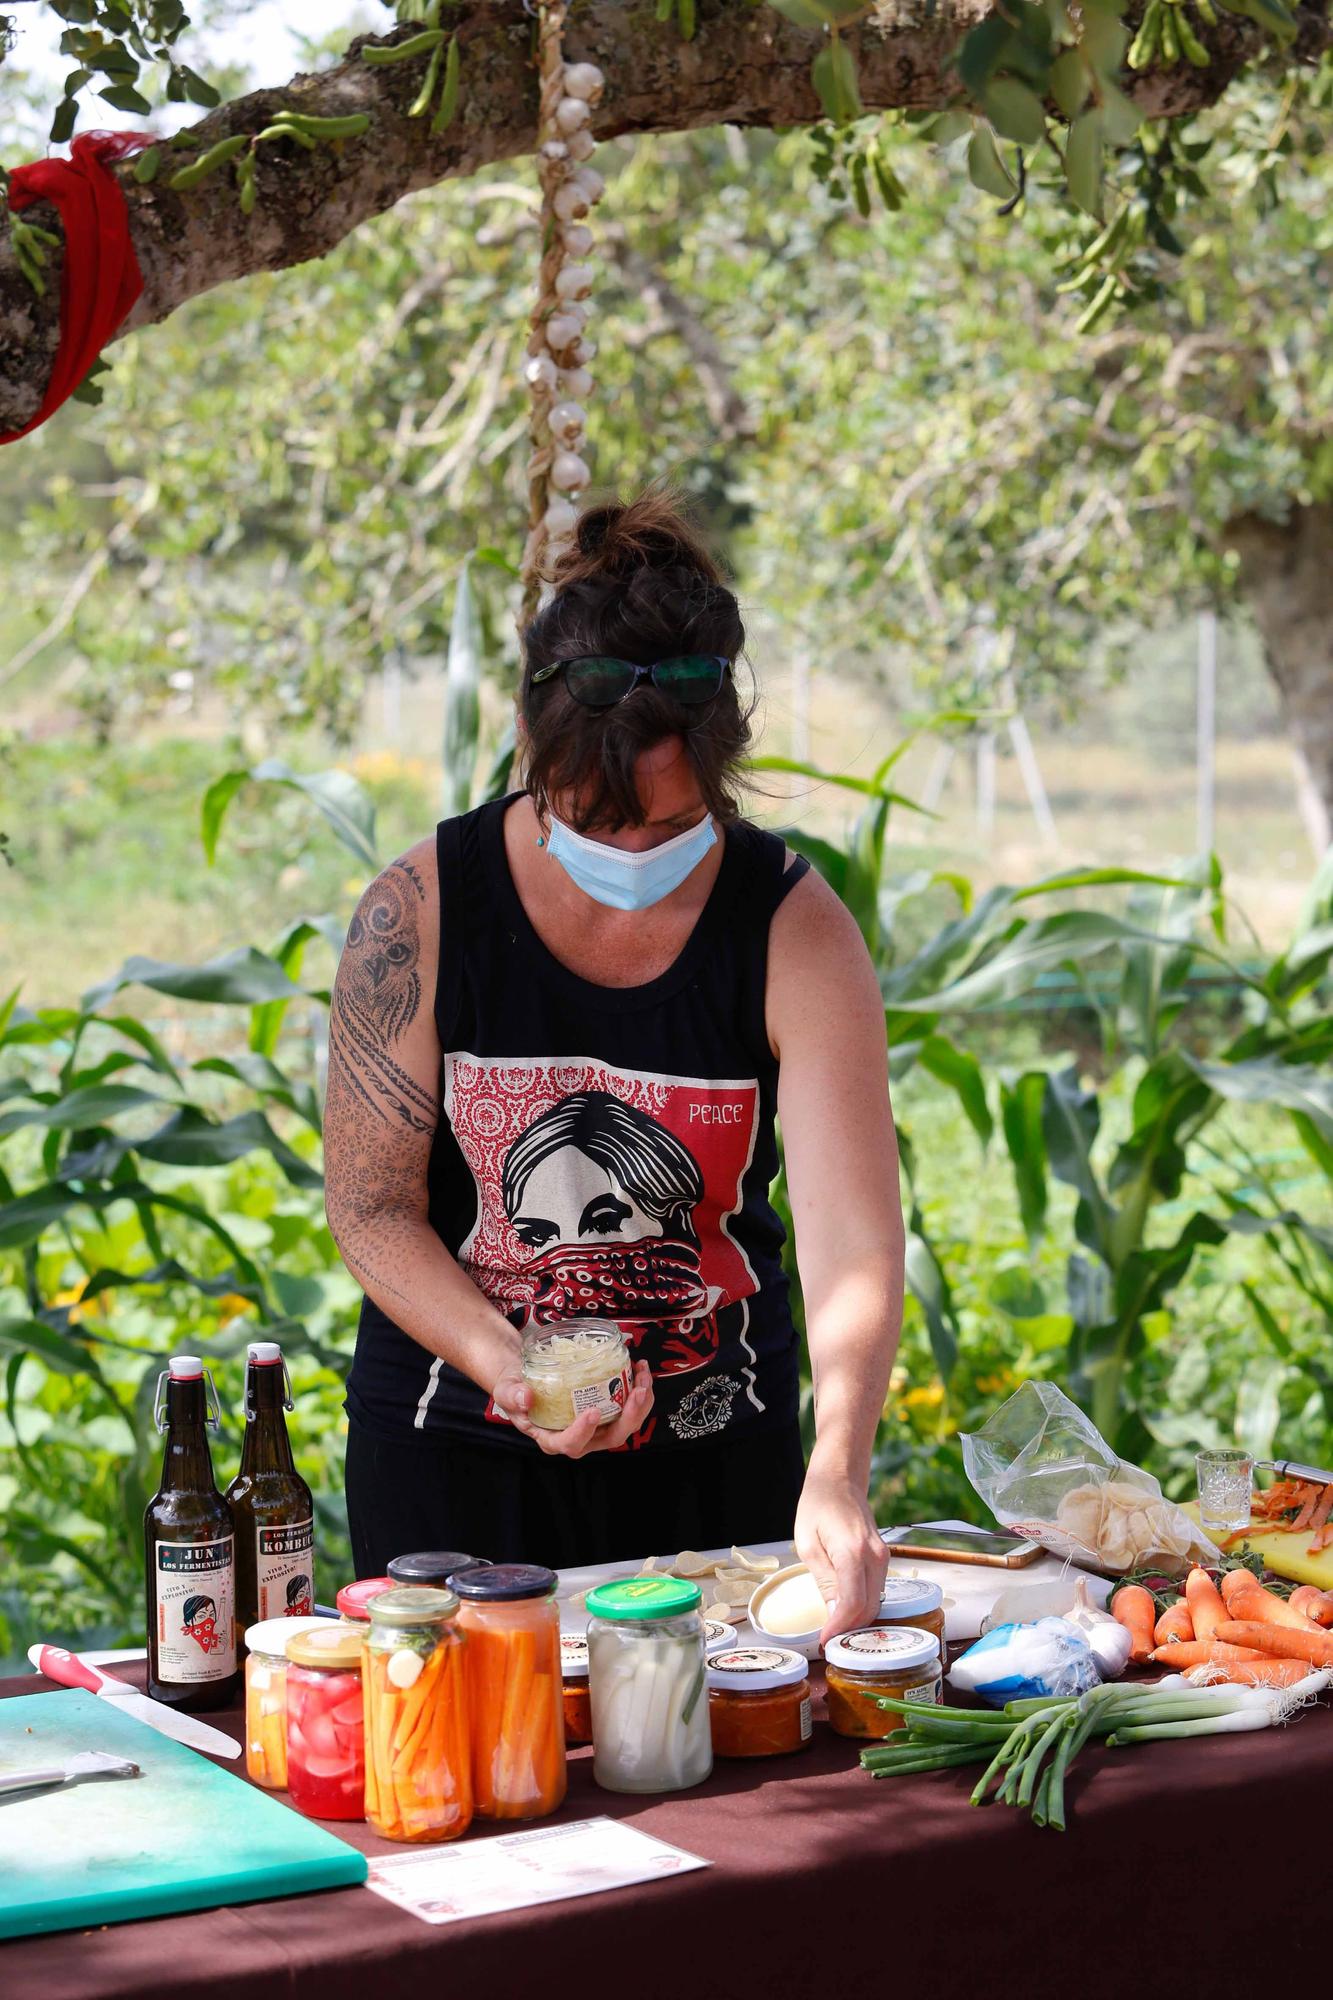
[{"xmin": 529, "ymin": 653, "xmax": 731, "ymax": 710}]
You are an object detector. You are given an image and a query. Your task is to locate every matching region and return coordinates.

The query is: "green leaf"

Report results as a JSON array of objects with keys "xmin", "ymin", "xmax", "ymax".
[
  {"xmin": 980, "ymin": 78, "xmax": 1046, "ymax": 147},
  {"xmin": 1042, "ymin": 1066, "xmax": 1113, "ymax": 1256},
  {"xmin": 258, "ymin": 760, "xmax": 379, "ymax": 868},
  {"xmin": 0, "ymin": 1316, "xmax": 97, "ymax": 1378},
  {"xmin": 988, "ymin": 1266, "xmax": 1047, "ymax": 1318},
  {"xmin": 904, "ymin": 1229, "xmax": 959, "ymax": 1381},
  {"xmin": 199, "ymin": 769, "xmax": 249, "ymax": 863},
  {"xmin": 98, "ymin": 82, "xmax": 152, "ymax": 114},
  {"xmin": 1182, "ymin": 1054, "xmax": 1333, "ymax": 1138},
  {"xmin": 0, "ymin": 1083, "xmax": 169, "ymax": 1137},
  {"xmin": 919, "ymin": 1035, "xmax": 993, "ymax": 1148},
  {"xmin": 957, "ymin": 14, "xmax": 1014, "ymax": 95},
  {"xmin": 1000, "ymin": 1071, "xmax": 1048, "ymax": 1247},
  {"xmin": 811, "ymin": 39, "xmax": 862, "ymax": 124},
  {"xmin": 1065, "ymin": 108, "xmax": 1103, "ymax": 218},
  {"xmin": 1099, "ymin": 82, "xmax": 1142, "ymax": 147},
  {"xmin": 967, "ymin": 124, "xmax": 1016, "ymax": 200},
  {"xmin": 137, "ymin": 1108, "xmax": 323, "ymax": 1189},
  {"xmin": 82, "ymin": 948, "xmax": 305, "ymax": 1014},
  {"xmin": 1049, "ymin": 50, "xmax": 1089, "ymax": 118}
]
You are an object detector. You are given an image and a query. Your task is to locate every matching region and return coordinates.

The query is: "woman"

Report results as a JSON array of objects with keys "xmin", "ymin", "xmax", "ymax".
[{"xmin": 328, "ymin": 487, "xmax": 904, "ymax": 1642}]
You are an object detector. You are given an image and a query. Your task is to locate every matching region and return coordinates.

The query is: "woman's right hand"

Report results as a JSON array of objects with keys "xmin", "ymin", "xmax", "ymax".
[{"xmin": 489, "ymin": 1357, "xmax": 655, "ymax": 1458}]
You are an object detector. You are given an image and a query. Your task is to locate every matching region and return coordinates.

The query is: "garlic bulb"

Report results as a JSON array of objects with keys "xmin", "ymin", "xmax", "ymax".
[
  {"xmin": 551, "ymin": 449, "xmax": 591, "ymax": 492},
  {"xmin": 544, "ymin": 311, "xmax": 584, "ymax": 353},
  {"xmin": 555, "ymin": 95, "xmax": 591, "ymax": 134},
  {"xmin": 561, "ymin": 222, "xmax": 593, "ymax": 257},
  {"xmin": 548, "ymin": 400, "xmax": 587, "ymax": 445},
  {"xmin": 571, "ymin": 336, "xmax": 596, "ymax": 365},
  {"xmin": 573, "ymin": 167, "xmax": 605, "ymax": 204},
  {"xmin": 562, "ymin": 62, "xmax": 605, "ymax": 104},
  {"xmin": 544, "ymin": 496, "xmax": 579, "ymax": 537},
  {"xmin": 524, "ymin": 353, "xmax": 558, "ymax": 393},
  {"xmin": 555, "ymin": 263, "xmax": 593, "ymax": 301},
  {"xmin": 565, "ymin": 129, "xmax": 596, "ymax": 164},
  {"xmin": 558, "ymin": 366, "xmax": 593, "ymax": 399},
  {"xmin": 1064, "ymin": 1579, "xmax": 1133, "ymax": 1679}
]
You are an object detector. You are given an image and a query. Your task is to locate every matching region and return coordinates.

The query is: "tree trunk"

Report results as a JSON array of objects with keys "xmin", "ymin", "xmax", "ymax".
[
  {"xmin": 3, "ymin": 0, "xmax": 1329, "ymax": 435},
  {"xmin": 1225, "ymin": 501, "xmax": 1333, "ymax": 855}
]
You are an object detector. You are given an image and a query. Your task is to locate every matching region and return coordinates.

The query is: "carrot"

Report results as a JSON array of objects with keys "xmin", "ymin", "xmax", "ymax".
[
  {"xmin": 1189, "ymin": 1657, "xmax": 1314, "ymax": 1689},
  {"xmin": 1224, "ymin": 1579, "xmax": 1323, "ymax": 1631},
  {"xmin": 1154, "ymin": 1600, "xmax": 1194, "ymax": 1647},
  {"xmin": 1112, "ymin": 1584, "xmax": 1158, "ymax": 1663},
  {"xmin": 1220, "ymin": 1567, "xmax": 1257, "ymax": 1608},
  {"xmin": 1185, "ymin": 1568, "xmax": 1228, "ymax": 1641},
  {"xmin": 1214, "ymin": 1619, "xmax": 1333, "ymax": 1667},
  {"xmin": 1150, "ymin": 1639, "xmax": 1270, "ymax": 1668},
  {"xmin": 1289, "ymin": 1585, "xmax": 1333, "ymax": 1629}
]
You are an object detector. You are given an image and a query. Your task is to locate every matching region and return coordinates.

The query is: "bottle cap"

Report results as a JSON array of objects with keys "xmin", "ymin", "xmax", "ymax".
[
  {"xmin": 285, "ymin": 1623, "xmax": 363, "ymax": 1670},
  {"xmin": 247, "ymin": 1341, "xmax": 283, "ymax": 1365},
  {"xmin": 386, "ymin": 1550, "xmax": 480, "ymax": 1588},
  {"xmin": 336, "ymin": 1577, "xmax": 393, "ymax": 1621},
  {"xmin": 585, "ymin": 1576, "xmax": 702, "ymax": 1622},
  {"xmin": 245, "ymin": 1615, "xmax": 327, "ymax": 1657},
  {"xmin": 450, "ymin": 1562, "xmax": 557, "ymax": 1603},
  {"xmin": 168, "ymin": 1354, "xmax": 203, "ymax": 1379},
  {"xmin": 367, "ymin": 1585, "xmax": 459, "ymax": 1627},
  {"xmin": 876, "ymin": 1577, "xmax": 944, "ymax": 1620},
  {"xmin": 707, "ymin": 1645, "xmax": 809, "ymax": 1693}
]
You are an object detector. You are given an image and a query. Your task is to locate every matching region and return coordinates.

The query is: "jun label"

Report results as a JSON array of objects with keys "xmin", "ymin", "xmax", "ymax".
[
  {"xmin": 156, "ymin": 1536, "xmax": 236, "ymax": 1681},
  {"xmin": 256, "ymin": 1518, "xmax": 315, "ymax": 1620}
]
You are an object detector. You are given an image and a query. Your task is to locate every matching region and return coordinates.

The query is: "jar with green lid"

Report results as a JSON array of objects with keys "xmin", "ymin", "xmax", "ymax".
[
  {"xmin": 586, "ymin": 1576, "xmax": 711, "ymax": 1794},
  {"xmin": 363, "ymin": 1585, "xmax": 471, "ymax": 1843}
]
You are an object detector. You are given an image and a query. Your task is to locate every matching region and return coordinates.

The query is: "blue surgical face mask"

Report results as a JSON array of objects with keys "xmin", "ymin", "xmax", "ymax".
[{"xmin": 544, "ymin": 810, "xmax": 717, "ymax": 911}]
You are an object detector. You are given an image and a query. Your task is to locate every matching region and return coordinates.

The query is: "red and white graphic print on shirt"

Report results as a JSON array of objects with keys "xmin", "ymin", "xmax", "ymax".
[{"xmin": 442, "ymin": 1053, "xmax": 762, "ymax": 1429}]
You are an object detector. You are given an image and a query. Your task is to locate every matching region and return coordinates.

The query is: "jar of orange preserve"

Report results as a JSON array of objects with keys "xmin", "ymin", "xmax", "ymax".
[
  {"xmin": 874, "ymin": 1577, "xmax": 946, "ymax": 1660},
  {"xmin": 824, "ymin": 1627, "xmax": 942, "ymax": 1741},
  {"xmin": 561, "ymin": 1632, "xmax": 592, "ymax": 1746},
  {"xmin": 708, "ymin": 1646, "xmax": 812, "ymax": 1758}
]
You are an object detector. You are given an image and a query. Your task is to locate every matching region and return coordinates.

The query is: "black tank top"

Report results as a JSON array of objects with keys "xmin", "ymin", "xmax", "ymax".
[{"xmin": 344, "ymin": 795, "xmax": 811, "ymax": 1453}]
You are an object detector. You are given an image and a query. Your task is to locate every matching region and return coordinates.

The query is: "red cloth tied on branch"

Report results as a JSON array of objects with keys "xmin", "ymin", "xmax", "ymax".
[{"xmin": 2, "ymin": 130, "xmax": 153, "ymax": 446}]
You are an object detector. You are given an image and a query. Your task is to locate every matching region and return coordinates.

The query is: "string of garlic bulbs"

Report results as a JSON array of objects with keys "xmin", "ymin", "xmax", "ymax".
[{"xmin": 518, "ymin": 2, "xmax": 606, "ymax": 629}]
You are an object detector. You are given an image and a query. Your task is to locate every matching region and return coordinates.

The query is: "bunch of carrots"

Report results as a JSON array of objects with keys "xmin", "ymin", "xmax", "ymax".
[
  {"xmin": 363, "ymin": 1637, "xmax": 473, "ymax": 1843},
  {"xmin": 1112, "ymin": 1569, "xmax": 1333, "ymax": 1687},
  {"xmin": 459, "ymin": 1612, "xmax": 567, "ymax": 1821},
  {"xmin": 1227, "ymin": 1477, "xmax": 1333, "ymax": 1553}
]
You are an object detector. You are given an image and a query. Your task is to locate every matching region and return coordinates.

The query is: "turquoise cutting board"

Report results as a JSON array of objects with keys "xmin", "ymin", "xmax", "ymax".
[{"xmin": 0, "ymin": 1688, "xmax": 367, "ymax": 1940}]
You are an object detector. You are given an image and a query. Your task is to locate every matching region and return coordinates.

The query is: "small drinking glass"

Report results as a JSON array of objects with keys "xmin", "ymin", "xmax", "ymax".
[{"xmin": 1196, "ymin": 1447, "xmax": 1254, "ymax": 1537}]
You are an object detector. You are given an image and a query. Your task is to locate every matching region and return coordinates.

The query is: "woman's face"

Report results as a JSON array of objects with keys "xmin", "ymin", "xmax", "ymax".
[
  {"xmin": 512, "ymin": 1145, "xmax": 665, "ymax": 1250},
  {"xmin": 553, "ymin": 735, "xmax": 709, "ymax": 852}
]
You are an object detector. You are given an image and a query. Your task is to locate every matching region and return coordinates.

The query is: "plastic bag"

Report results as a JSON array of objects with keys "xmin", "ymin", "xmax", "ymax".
[
  {"xmin": 960, "ymin": 1380, "xmax": 1219, "ymax": 1577},
  {"xmin": 948, "ymin": 1618, "xmax": 1101, "ymax": 1706}
]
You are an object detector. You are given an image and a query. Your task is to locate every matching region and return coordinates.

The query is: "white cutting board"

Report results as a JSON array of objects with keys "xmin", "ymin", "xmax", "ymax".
[{"xmin": 555, "ymin": 1521, "xmax": 1109, "ymax": 1644}]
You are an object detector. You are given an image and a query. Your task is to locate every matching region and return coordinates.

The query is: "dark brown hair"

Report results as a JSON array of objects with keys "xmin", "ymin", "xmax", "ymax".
[{"xmin": 519, "ymin": 481, "xmax": 753, "ymax": 833}]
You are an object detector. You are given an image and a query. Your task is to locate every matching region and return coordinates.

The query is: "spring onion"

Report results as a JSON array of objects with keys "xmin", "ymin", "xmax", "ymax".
[{"xmin": 860, "ymin": 1669, "xmax": 1331, "ymax": 1831}]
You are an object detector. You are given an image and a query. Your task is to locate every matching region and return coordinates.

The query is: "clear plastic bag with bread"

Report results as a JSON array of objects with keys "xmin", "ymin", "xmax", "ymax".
[{"xmin": 961, "ymin": 1381, "xmax": 1220, "ymax": 1577}]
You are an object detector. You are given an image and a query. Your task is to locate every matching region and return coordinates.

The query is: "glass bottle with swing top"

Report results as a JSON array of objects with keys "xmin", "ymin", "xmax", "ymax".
[{"xmin": 144, "ymin": 1354, "xmax": 239, "ymax": 1710}]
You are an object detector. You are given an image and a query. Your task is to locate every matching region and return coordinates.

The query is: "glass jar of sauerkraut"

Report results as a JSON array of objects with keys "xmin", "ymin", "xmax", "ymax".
[
  {"xmin": 586, "ymin": 1577, "xmax": 712, "ymax": 1795},
  {"xmin": 520, "ymin": 1320, "xmax": 631, "ymax": 1431}
]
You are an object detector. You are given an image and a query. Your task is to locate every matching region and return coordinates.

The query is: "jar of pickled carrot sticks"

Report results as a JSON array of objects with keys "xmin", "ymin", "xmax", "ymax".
[
  {"xmin": 452, "ymin": 1563, "xmax": 566, "ymax": 1821},
  {"xmin": 243, "ymin": 1616, "xmax": 325, "ymax": 1789},
  {"xmin": 363, "ymin": 1585, "xmax": 472, "ymax": 1844},
  {"xmin": 284, "ymin": 1623, "xmax": 367, "ymax": 1820}
]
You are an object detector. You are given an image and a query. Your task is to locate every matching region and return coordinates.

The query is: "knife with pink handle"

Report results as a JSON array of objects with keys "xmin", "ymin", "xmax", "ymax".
[{"xmin": 28, "ymin": 1645, "xmax": 243, "ymax": 1759}]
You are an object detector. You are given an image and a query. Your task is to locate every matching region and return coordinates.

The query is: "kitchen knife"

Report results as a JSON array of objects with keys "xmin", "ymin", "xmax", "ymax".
[
  {"xmin": 0, "ymin": 1750, "xmax": 140, "ymax": 1798},
  {"xmin": 28, "ymin": 1645, "xmax": 243, "ymax": 1760}
]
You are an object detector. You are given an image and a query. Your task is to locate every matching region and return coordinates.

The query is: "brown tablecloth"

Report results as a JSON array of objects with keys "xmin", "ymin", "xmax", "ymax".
[{"xmin": 3, "ymin": 1658, "xmax": 1329, "ymax": 1998}]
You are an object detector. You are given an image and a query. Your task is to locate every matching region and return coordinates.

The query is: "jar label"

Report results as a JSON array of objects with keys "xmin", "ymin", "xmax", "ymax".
[
  {"xmin": 155, "ymin": 1536, "xmax": 236, "ymax": 1682},
  {"xmin": 570, "ymin": 1367, "xmax": 631, "ymax": 1421},
  {"xmin": 905, "ymin": 1675, "xmax": 942, "ymax": 1706},
  {"xmin": 255, "ymin": 1517, "xmax": 315, "ymax": 1620},
  {"xmin": 799, "ymin": 1695, "xmax": 813, "ymax": 1742}
]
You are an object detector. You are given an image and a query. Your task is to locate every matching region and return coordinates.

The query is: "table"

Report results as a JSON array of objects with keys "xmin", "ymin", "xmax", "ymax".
[{"xmin": 3, "ymin": 1655, "xmax": 1329, "ymax": 1999}]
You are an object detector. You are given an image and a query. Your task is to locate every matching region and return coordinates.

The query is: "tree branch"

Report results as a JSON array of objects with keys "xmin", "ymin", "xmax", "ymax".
[{"xmin": 2, "ymin": 0, "xmax": 1329, "ymax": 433}]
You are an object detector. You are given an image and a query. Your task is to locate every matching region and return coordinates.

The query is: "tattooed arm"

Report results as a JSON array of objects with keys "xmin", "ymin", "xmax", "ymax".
[{"xmin": 322, "ymin": 840, "xmax": 520, "ymax": 1393}]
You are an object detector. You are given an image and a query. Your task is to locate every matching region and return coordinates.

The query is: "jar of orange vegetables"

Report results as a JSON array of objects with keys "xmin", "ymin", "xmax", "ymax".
[
  {"xmin": 243, "ymin": 1616, "xmax": 325, "ymax": 1789},
  {"xmin": 873, "ymin": 1577, "xmax": 946, "ymax": 1659},
  {"xmin": 824, "ymin": 1627, "xmax": 943, "ymax": 1741},
  {"xmin": 363, "ymin": 1585, "xmax": 471, "ymax": 1844},
  {"xmin": 560, "ymin": 1632, "xmax": 592, "ymax": 1746},
  {"xmin": 453, "ymin": 1563, "xmax": 566, "ymax": 1821}
]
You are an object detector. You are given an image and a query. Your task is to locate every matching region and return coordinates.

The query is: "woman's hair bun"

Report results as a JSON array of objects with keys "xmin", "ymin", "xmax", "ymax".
[{"xmin": 549, "ymin": 480, "xmax": 728, "ymax": 591}]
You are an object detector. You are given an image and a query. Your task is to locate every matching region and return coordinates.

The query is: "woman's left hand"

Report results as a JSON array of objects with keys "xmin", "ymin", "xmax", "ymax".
[{"xmin": 794, "ymin": 1463, "xmax": 889, "ymax": 1646}]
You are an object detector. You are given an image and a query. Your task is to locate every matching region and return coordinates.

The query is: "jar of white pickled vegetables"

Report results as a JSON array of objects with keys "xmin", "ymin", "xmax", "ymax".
[
  {"xmin": 520, "ymin": 1320, "xmax": 630, "ymax": 1431},
  {"xmin": 586, "ymin": 1576, "xmax": 712, "ymax": 1795}
]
